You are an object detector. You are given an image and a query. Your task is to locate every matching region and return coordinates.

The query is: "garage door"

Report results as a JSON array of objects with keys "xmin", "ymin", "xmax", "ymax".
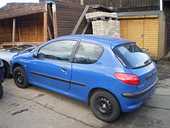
[
  {"xmin": 143, "ymin": 19, "xmax": 159, "ymax": 58},
  {"xmin": 120, "ymin": 18, "xmax": 159, "ymax": 58},
  {"xmin": 121, "ymin": 19, "xmax": 144, "ymax": 48}
]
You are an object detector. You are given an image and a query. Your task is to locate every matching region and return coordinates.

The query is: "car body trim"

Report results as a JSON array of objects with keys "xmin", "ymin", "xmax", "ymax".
[
  {"xmin": 70, "ymin": 80, "xmax": 86, "ymax": 87},
  {"xmin": 31, "ymin": 71, "xmax": 86, "ymax": 87},
  {"xmin": 122, "ymin": 78, "xmax": 158, "ymax": 98}
]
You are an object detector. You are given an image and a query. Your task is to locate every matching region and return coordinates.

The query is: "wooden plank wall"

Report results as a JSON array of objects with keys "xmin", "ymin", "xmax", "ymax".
[
  {"xmin": 164, "ymin": 1, "xmax": 170, "ymax": 51},
  {"xmin": 15, "ymin": 13, "xmax": 44, "ymax": 42},
  {"xmin": 120, "ymin": 17, "xmax": 160, "ymax": 59},
  {"xmin": 55, "ymin": 2, "xmax": 84, "ymax": 36},
  {"xmin": 0, "ymin": 1, "xmax": 84, "ymax": 46},
  {"xmin": 84, "ymin": 0, "xmax": 160, "ymax": 11},
  {"xmin": 0, "ymin": 19, "xmax": 12, "ymax": 42}
]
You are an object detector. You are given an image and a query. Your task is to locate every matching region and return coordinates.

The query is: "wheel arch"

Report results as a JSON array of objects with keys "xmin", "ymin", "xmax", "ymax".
[
  {"xmin": 2, "ymin": 59, "xmax": 10, "ymax": 70},
  {"xmin": 2, "ymin": 59, "xmax": 10, "ymax": 66},
  {"xmin": 88, "ymin": 87, "xmax": 120, "ymax": 108},
  {"xmin": 2, "ymin": 60, "xmax": 11, "ymax": 77},
  {"xmin": 12, "ymin": 63, "xmax": 23, "ymax": 71}
]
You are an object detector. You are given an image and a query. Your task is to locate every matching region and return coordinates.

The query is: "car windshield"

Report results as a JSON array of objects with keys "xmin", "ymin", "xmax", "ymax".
[
  {"xmin": 114, "ymin": 43, "xmax": 152, "ymax": 69},
  {"xmin": 19, "ymin": 47, "xmax": 36, "ymax": 54},
  {"xmin": 7, "ymin": 45, "xmax": 33, "ymax": 52}
]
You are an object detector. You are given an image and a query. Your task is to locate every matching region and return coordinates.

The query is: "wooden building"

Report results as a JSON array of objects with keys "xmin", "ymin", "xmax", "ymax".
[
  {"xmin": 53, "ymin": 0, "xmax": 160, "ymax": 11},
  {"xmin": 0, "ymin": 3, "xmax": 46, "ymax": 47},
  {"xmin": 0, "ymin": 0, "xmax": 170, "ymax": 59},
  {"xmin": 44, "ymin": 0, "xmax": 168, "ymax": 59},
  {"xmin": 83, "ymin": 0, "xmax": 160, "ymax": 11},
  {"xmin": 63, "ymin": 0, "xmax": 166, "ymax": 59},
  {"xmin": 119, "ymin": 11, "xmax": 165, "ymax": 59},
  {"xmin": 0, "ymin": 1, "xmax": 83, "ymax": 48}
]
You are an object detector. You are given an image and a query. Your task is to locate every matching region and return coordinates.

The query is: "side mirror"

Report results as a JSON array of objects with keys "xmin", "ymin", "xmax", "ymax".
[{"xmin": 33, "ymin": 52, "xmax": 38, "ymax": 58}]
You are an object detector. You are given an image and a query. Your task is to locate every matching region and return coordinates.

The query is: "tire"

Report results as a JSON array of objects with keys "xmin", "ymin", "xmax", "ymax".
[
  {"xmin": 0, "ymin": 84, "xmax": 3, "ymax": 99},
  {"xmin": 90, "ymin": 90, "xmax": 121, "ymax": 122},
  {"xmin": 3, "ymin": 61, "xmax": 11, "ymax": 78},
  {"xmin": 13, "ymin": 66, "xmax": 29, "ymax": 88}
]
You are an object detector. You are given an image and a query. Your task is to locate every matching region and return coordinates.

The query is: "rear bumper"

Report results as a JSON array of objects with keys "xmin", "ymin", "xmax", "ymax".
[
  {"xmin": 122, "ymin": 79, "xmax": 158, "ymax": 98},
  {"xmin": 119, "ymin": 78, "xmax": 158, "ymax": 112}
]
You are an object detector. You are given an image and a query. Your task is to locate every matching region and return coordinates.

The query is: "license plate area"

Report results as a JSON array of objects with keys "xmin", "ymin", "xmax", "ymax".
[{"xmin": 145, "ymin": 71, "xmax": 157, "ymax": 85}]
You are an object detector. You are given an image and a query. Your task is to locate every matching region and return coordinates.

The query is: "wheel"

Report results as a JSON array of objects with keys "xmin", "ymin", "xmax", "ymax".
[
  {"xmin": 3, "ymin": 61, "xmax": 11, "ymax": 78},
  {"xmin": 0, "ymin": 84, "xmax": 3, "ymax": 99},
  {"xmin": 13, "ymin": 66, "xmax": 29, "ymax": 88},
  {"xmin": 90, "ymin": 90, "xmax": 121, "ymax": 122}
]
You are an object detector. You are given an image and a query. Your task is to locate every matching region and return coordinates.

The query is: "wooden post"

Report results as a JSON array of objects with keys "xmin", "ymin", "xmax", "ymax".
[
  {"xmin": 43, "ymin": 5, "xmax": 48, "ymax": 42},
  {"xmin": 48, "ymin": 5, "xmax": 53, "ymax": 23},
  {"xmin": 72, "ymin": 5, "xmax": 89, "ymax": 35},
  {"xmin": 82, "ymin": 22, "xmax": 89, "ymax": 34},
  {"xmin": 52, "ymin": 3, "xmax": 58, "ymax": 38},
  {"xmin": 158, "ymin": 11, "xmax": 166, "ymax": 59},
  {"xmin": 48, "ymin": 26, "xmax": 53, "ymax": 40},
  {"xmin": 12, "ymin": 18, "xmax": 16, "ymax": 44}
]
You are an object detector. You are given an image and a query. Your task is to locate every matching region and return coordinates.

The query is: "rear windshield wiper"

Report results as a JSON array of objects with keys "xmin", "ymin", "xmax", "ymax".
[{"xmin": 144, "ymin": 59, "xmax": 152, "ymax": 65}]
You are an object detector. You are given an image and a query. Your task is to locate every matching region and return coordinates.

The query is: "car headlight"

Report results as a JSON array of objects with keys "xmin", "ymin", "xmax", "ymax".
[{"xmin": 0, "ymin": 60, "xmax": 4, "ymax": 68}]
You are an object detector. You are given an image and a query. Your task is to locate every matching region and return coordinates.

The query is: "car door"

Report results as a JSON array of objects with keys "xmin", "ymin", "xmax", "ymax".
[
  {"xmin": 28, "ymin": 40, "xmax": 77, "ymax": 92},
  {"xmin": 70, "ymin": 42, "xmax": 104, "ymax": 100}
]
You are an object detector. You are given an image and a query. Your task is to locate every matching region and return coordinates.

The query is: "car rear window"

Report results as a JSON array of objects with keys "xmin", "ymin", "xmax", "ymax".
[{"xmin": 113, "ymin": 43, "xmax": 152, "ymax": 69}]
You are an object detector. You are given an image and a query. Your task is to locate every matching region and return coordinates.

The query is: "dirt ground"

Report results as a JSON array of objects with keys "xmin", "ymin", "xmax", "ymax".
[{"xmin": 0, "ymin": 60, "xmax": 170, "ymax": 128}]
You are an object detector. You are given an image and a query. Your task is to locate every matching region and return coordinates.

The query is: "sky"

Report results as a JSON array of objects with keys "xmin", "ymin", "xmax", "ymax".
[{"xmin": 0, "ymin": 0, "xmax": 39, "ymax": 7}]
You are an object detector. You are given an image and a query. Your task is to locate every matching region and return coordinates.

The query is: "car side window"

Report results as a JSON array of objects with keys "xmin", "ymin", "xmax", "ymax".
[
  {"xmin": 73, "ymin": 42, "xmax": 103, "ymax": 64},
  {"xmin": 38, "ymin": 40, "xmax": 77, "ymax": 61}
]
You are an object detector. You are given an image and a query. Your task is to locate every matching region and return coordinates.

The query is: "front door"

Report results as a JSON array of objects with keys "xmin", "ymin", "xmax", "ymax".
[{"xmin": 28, "ymin": 40, "xmax": 77, "ymax": 92}]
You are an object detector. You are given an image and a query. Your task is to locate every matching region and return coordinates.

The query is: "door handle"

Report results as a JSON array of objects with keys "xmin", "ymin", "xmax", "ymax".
[{"xmin": 60, "ymin": 66, "xmax": 67, "ymax": 73}]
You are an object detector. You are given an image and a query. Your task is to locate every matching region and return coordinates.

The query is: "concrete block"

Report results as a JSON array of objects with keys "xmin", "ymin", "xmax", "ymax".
[
  {"xmin": 92, "ymin": 20, "xmax": 120, "ymax": 37},
  {"xmin": 86, "ymin": 12, "xmax": 118, "ymax": 20}
]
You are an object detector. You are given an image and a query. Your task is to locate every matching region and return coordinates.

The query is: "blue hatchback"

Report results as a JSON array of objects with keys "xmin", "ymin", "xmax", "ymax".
[{"xmin": 11, "ymin": 35, "xmax": 158, "ymax": 122}]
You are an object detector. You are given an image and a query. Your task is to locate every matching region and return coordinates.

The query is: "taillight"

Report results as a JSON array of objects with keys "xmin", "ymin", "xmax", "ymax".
[{"xmin": 114, "ymin": 73, "xmax": 140, "ymax": 86}]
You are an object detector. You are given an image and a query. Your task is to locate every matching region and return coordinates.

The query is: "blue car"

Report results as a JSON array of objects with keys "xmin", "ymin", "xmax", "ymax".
[{"xmin": 11, "ymin": 35, "xmax": 158, "ymax": 122}]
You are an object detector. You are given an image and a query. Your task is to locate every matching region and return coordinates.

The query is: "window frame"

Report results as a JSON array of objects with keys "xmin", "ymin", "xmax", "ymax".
[
  {"xmin": 37, "ymin": 39, "xmax": 79, "ymax": 62},
  {"xmin": 72, "ymin": 41, "xmax": 104, "ymax": 64}
]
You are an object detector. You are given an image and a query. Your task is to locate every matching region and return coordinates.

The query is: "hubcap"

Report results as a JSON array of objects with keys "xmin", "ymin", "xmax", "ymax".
[
  {"xmin": 15, "ymin": 71, "xmax": 24, "ymax": 84},
  {"xmin": 96, "ymin": 97, "xmax": 113, "ymax": 115}
]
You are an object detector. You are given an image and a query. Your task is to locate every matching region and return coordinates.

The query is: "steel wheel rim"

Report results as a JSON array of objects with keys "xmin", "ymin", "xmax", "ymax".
[
  {"xmin": 96, "ymin": 96, "xmax": 113, "ymax": 115},
  {"xmin": 15, "ymin": 71, "xmax": 24, "ymax": 84}
]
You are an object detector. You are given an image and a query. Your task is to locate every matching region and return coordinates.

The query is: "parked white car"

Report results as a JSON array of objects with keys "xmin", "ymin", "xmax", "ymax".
[{"xmin": 0, "ymin": 45, "xmax": 35, "ymax": 77}]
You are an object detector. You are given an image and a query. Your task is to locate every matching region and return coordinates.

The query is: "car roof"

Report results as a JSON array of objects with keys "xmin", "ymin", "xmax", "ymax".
[{"xmin": 54, "ymin": 34, "xmax": 131, "ymax": 47}]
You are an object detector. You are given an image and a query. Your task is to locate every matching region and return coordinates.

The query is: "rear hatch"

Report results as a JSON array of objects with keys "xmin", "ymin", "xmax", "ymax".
[
  {"xmin": 113, "ymin": 43, "xmax": 157, "ymax": 90},
  {"xmin": 128, "ymin": 62, "xmax": 157, "ymax": 90}
]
